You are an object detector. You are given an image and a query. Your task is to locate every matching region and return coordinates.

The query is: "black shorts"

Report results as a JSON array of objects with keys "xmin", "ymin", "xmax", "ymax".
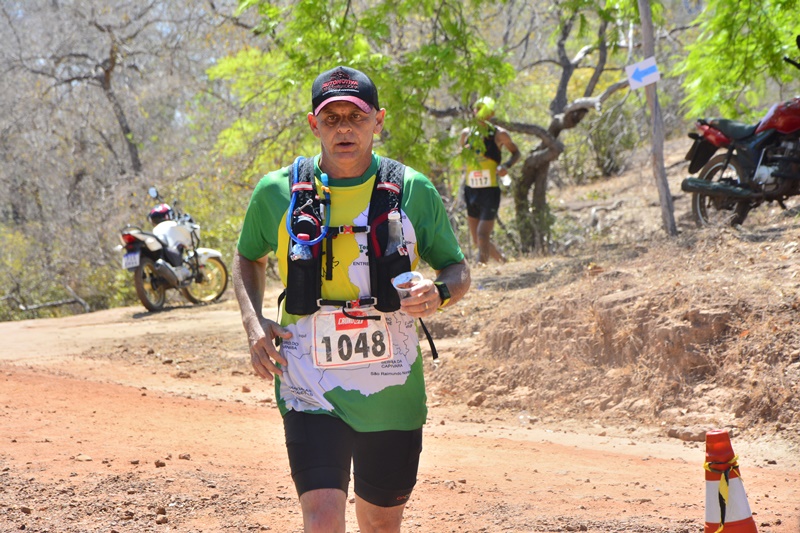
[
  {"xmin": 464, "ymin": 186, "xmax": 501, "ymax": 221},
  {"xmin": 283, "ymin": 410, "xmax": 423, "ymax": 507}
]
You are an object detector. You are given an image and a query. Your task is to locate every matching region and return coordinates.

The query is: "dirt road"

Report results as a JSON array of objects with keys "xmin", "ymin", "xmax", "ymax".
[{"xmin": 1, "ymin": 299, "xmax": 797, "ymax": 532}]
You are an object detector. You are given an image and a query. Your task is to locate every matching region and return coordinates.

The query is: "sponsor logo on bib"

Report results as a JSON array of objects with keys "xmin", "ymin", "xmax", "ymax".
[{"xmin": 335, "ymin": 311, "xmax": 367, "ymax": 331}]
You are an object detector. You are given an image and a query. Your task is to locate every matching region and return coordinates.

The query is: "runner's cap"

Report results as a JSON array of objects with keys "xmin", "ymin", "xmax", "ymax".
[
  {"xmin": 312, "ymin": 66, "xmax": 380, "ymax": 116},
  {"xmin": 474, "ymin": 96, "xmax": 496, "ymax": 119}
]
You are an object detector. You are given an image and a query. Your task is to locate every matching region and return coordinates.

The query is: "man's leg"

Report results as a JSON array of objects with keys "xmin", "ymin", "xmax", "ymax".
[
  {"xmin": 299, "ymin": 489, "xmax": 347, "ymax": 533},
  {"xmin": 284, "ymin": 411, "xmax": 353, "ymax": 533},
  {"xmin": 300, "ymin": 489, "xmax": 347, "ymax": 533},
  {"xmin": 475, "ymin": 218, "xmax": 495, "ymax": 265},
  {"xmin": 472, "ymin": 187, "xmax": 505, "ymax": 265},
  {"xmin": 352, "ymin": 427, "xmax": 421, "ymax": 533},
  {"xmin": 467, "ymin": 215, "xmax": 480, "ymax": 260},
  {"xmin": 355, "ymin": 495, "xmax": 406, "ymax": 533},
  {"xmin": 488, "ymin": 232, "xmax": 507, "ymax": 264}
]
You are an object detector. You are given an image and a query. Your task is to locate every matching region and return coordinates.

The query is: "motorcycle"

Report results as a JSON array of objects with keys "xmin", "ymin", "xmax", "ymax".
[
  {"xmin": 118, "ymin": 187, "xmax": 228, "ymax": 311},
  {"xmin": 681, "ymin": 36, "xmax": 800, "ymax": 227}
]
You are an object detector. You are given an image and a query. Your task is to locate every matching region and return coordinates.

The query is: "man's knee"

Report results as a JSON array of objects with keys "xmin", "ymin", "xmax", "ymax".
[
  {"xmin": 300, "ymin": 489, "xmax": 347, "ymax": 533},
  {"xmin": 355, "ymin": 495, "xmax": 405, "ymax": 533},
  {"xmin": 476, "ymin": 221, "xmax": 494, "ymax": 241}
]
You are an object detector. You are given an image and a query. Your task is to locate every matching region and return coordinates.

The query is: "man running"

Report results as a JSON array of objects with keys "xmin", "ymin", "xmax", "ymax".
[
  {"xmin": 459, "ymin": 96, "xmax": 521, "ymax": 265},
  {"xmin": 233, "ymin": 66, "xmax": 470, "ymax": 533}
]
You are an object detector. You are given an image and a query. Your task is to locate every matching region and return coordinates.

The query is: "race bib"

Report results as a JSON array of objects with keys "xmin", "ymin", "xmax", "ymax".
[
  {"xmin": 467, "ymin": 169, "xmax": 492, "ymax": 188},
  {"xmin": 311, "ymin": 309, "xmax": 394, "ymax": 368}
]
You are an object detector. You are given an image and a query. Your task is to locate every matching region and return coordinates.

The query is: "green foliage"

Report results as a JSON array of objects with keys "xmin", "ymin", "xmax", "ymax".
[
  {"xmin": 678, "ymin": 0, "xmax": 800, "ymax": 119},
  {"xmin": 110, "ymin": 267, "xmax": 139, "ymax": 308},
  {"xmin": 579, "ymin": 189, "xmax": 608, "ymax": 202},
  {"xmin": 586, "ymin": 94, "xmax": 640, "ymax": 177},
  {"xmin": 78, "ymin": 261, "xmax": 123, "ymax": 311},
  {"xmin": 213, "ymin": 0, "xmax": 516, "ymax": 177},
  {"xmin": 553, "ymin": 83, "xmax": 640, "ymax": 184},
  {"xmin": 0, "ymin": 224, "xmax": 108, "ymax": 321},
  {"xmin": 207, "ymin": 47, "xmax": 314, "ymax": 177}
]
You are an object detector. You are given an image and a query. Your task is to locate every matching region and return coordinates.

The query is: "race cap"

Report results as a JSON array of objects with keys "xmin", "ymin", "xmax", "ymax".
[
  {"xmin": 311, "ymin": 66, "xmax": 380, "ymax": 115},
  {"xmin": 474, "ymin": 96, "xmax": 496, "ymax": 119}
]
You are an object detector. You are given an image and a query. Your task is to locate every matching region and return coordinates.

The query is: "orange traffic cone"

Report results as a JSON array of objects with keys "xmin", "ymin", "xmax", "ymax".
[{"xmin": 704, "ymin": 429, "xmax": 758, "ymax": 533}]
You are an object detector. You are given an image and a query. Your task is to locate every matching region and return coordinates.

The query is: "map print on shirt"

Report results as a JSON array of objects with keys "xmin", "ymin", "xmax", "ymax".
[{"xmin": 278, "ymin": 310, "xmax": 420, "ymax": 412}]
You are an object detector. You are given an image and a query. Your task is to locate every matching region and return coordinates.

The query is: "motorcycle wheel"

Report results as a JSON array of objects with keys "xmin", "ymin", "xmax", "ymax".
[
  {"xmin": 181, "ymin": 257, "xmax": 229, "ymax": 305},
  {"xmin": 134, "ymin": 256, "xmax": 167, "ymax": 312},
  {"xmin": 691, "ymin": 154, "xmax": 751, "ymax": 227}
]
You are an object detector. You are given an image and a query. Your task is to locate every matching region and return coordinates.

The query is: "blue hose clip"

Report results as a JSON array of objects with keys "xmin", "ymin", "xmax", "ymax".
[{"xmin": 286, "ymin": 156, "xmax": 331, "ymax": 246}]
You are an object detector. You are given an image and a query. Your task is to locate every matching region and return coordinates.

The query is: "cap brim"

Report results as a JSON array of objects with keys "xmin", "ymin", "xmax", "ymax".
[{"xmin": 314, "ymin": 96, "xmax": 372, "ymax": 115}]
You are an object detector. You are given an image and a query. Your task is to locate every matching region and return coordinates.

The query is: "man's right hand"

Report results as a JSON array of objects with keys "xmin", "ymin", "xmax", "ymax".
[
  {"xmin": 234, "ymin": 251, "xmax": 294, "ymax": 382},
  {"xmin": 246, "ymin": 317, "xmax": 292, "ymax": 381}
]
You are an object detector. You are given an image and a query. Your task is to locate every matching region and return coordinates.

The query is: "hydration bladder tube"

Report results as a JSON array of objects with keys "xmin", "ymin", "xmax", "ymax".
[{"xmin": 286, "ymin": 156, "xmax": 331, "ymax": 246}]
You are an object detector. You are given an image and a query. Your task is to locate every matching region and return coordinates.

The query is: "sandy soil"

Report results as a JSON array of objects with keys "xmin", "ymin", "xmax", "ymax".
[{"xmin": 0, "ymin": 296, "xmax": 797, "ymax": 532}]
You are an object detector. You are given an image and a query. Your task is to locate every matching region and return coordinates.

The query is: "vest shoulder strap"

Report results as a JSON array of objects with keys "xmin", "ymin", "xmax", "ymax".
[
  {"xmin": 292, "ymin": 156, "xmax": 404, "ymax": 193},
  {"xmin": 367, "ymin": 157, "xmax": 405, "ymax": 257},
  {"xmin": 297, "ymin": 156, "xmax": 315, "ymax": 185},
  {"xmin": 291, "ymin": 156, "xmax": 403, "ymax": 204}
]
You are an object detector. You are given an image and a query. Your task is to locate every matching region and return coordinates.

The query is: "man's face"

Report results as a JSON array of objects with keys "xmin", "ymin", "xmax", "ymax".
[{"xmin": 308, "ymin": 101, "xmax": 385, "ymax": 173}]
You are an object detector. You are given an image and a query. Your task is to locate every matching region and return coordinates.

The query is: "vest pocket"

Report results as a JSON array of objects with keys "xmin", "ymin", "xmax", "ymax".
[
  {"xmin": 374, "ymin": 251, "xmax": 412, "ymax": 312},
  {"xmin": 285, "ymin": 257, "xmax": 321, "ymax": 315}
]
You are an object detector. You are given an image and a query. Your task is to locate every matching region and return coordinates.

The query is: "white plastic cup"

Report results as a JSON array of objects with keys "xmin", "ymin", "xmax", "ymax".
[{"xmin": 392, "ymin": 271, "xmax": 424, "ymax": 299}]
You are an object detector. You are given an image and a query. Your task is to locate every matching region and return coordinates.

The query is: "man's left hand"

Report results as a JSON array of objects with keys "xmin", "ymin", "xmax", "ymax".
[{"xmin": 398, "ymin": 279, "xmax": 440, "ymax": 318}]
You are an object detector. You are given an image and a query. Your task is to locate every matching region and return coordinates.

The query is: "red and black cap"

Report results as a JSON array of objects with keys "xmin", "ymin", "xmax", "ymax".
[{"xmin": 311, "ymin": 66, "xmax": 379, "ymax": 115}]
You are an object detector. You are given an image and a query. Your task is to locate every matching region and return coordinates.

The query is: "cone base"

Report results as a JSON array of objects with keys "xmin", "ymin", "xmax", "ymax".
[{"xmin": 704, "ymin": 517, "xmax": 758, "ymax": 533}]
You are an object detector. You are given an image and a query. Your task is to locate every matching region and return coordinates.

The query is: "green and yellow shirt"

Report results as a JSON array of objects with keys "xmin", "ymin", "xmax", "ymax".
[{"xmin": 238, "ymin": 153, "xmax": 464, "ymax": 432}]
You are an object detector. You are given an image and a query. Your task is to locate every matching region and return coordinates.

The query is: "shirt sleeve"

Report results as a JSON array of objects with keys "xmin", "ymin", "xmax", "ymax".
[{"xmin": 237, "ymin": 168, "xmax": 291, "ymax": 261}]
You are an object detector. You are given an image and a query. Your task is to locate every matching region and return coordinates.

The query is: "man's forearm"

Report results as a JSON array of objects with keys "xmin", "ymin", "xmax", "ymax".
[
  {"xmin": 504, "ymin": 149, "xmax": 521, "ymax": 169},
  {"xmin": 233, "ymin": 251, "xmax": 268, "ymax": 327},
  {"xmin": 435, "ymin": 260, "xmax": 471, "ymax": 308}
]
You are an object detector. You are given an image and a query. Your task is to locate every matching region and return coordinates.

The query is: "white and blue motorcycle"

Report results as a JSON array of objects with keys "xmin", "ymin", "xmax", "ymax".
[{"xmin": 118, "ymin": 187, "xmax": 228, "ymax": 311}]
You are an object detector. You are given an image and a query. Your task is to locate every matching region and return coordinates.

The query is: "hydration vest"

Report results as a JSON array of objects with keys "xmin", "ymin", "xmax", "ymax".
[{"xmin": 283, "ymin": 155, "xmax": 412, "ymax": 317}]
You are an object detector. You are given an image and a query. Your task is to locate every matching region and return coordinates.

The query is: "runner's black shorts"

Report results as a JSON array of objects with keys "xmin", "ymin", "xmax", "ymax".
[
  {"xmin": 283, "ymin": 410, "xmax": 423, "ymax": 507},
  {"xmin": 464, "ymin": 185, "xmax": 501, "ymax": 220}
]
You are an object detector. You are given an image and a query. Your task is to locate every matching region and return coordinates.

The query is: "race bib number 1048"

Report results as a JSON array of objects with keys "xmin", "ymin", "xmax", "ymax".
[{"xmin": 312, "ymin": 310, "xmax": 394, "ymax": 368}]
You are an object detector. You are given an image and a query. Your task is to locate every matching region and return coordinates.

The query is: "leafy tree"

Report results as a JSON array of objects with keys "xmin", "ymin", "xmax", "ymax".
[
  {"xmin": 679, "ymin": 0, "xmax": 800, "ymax": 119},
  {"xmin": 211, "ymin": 0, "xmax": 515, "ymax": 179},
  {"xmin": 220, "ymin": 0, "xmax": 667, "ymax": 254}
]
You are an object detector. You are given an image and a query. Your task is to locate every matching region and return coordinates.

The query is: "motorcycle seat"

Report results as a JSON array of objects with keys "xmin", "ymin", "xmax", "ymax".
[
  {"xmin": 707, "ymin": 118, "xmax": 758, "ymax": 140},
  {"xmin": 131, "ymin": 229, "xmax": 170, "ymax": 250}
]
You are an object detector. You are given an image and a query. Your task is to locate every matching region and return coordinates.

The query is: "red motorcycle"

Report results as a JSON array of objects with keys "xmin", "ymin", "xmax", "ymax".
[{"xmin": 682, "ymin": 36, "xmax": 800, "ymax": 227}]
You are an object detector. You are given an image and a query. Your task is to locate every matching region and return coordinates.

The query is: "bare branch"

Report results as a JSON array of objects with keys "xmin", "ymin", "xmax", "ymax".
[
  {"xmin": 207, "ymin": 0, "xmax": 255, "ymax": 30},
  {"xmin": 1, "ymin": 4, "xmax": 23, "ymax": 55},
  {"xmin": 493, "ymin": 119, "xmax": 564, "ymax": 154},
  {"xmin": 550, "ymin": 10, "xmax": 578, "ymax": 115},
  {"xmin": 423, "ymin": 105, "xmax": 462, "ymax": 118},
  {"xmin": 571, "ymin": 44, "xmax": 594, "ymax": 65},
  {"xmin": 584, "ymin": 19, "xmax": 608, "ymax": 98}
]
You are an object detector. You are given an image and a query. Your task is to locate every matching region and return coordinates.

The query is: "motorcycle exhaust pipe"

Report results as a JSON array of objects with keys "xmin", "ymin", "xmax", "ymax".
[
  {"xmin": 153, "ymin": 259, "xmax": 181, "ymax": 289},
  {"xmin": 681, "ymin": 178, "xmax": 754, "ymax": 199}
]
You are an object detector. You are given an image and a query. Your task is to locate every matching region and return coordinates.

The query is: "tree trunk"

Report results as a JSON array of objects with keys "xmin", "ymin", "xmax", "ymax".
[
  {"xmin": 530, "ymin": 161, "xmax": 552, "ymax": 252},
  {"xmin": 99, "ymin": 42, "xmax": 142, "ymax": 175},
  {"xmin": 638, "ymin": 0, "xmax": 677, "ymax": 236}
]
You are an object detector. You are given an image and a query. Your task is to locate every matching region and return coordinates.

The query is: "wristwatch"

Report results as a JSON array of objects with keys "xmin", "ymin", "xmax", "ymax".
[{"xmin": 434, "ymin": 281, "xmax": 451, "ymax": 309}]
